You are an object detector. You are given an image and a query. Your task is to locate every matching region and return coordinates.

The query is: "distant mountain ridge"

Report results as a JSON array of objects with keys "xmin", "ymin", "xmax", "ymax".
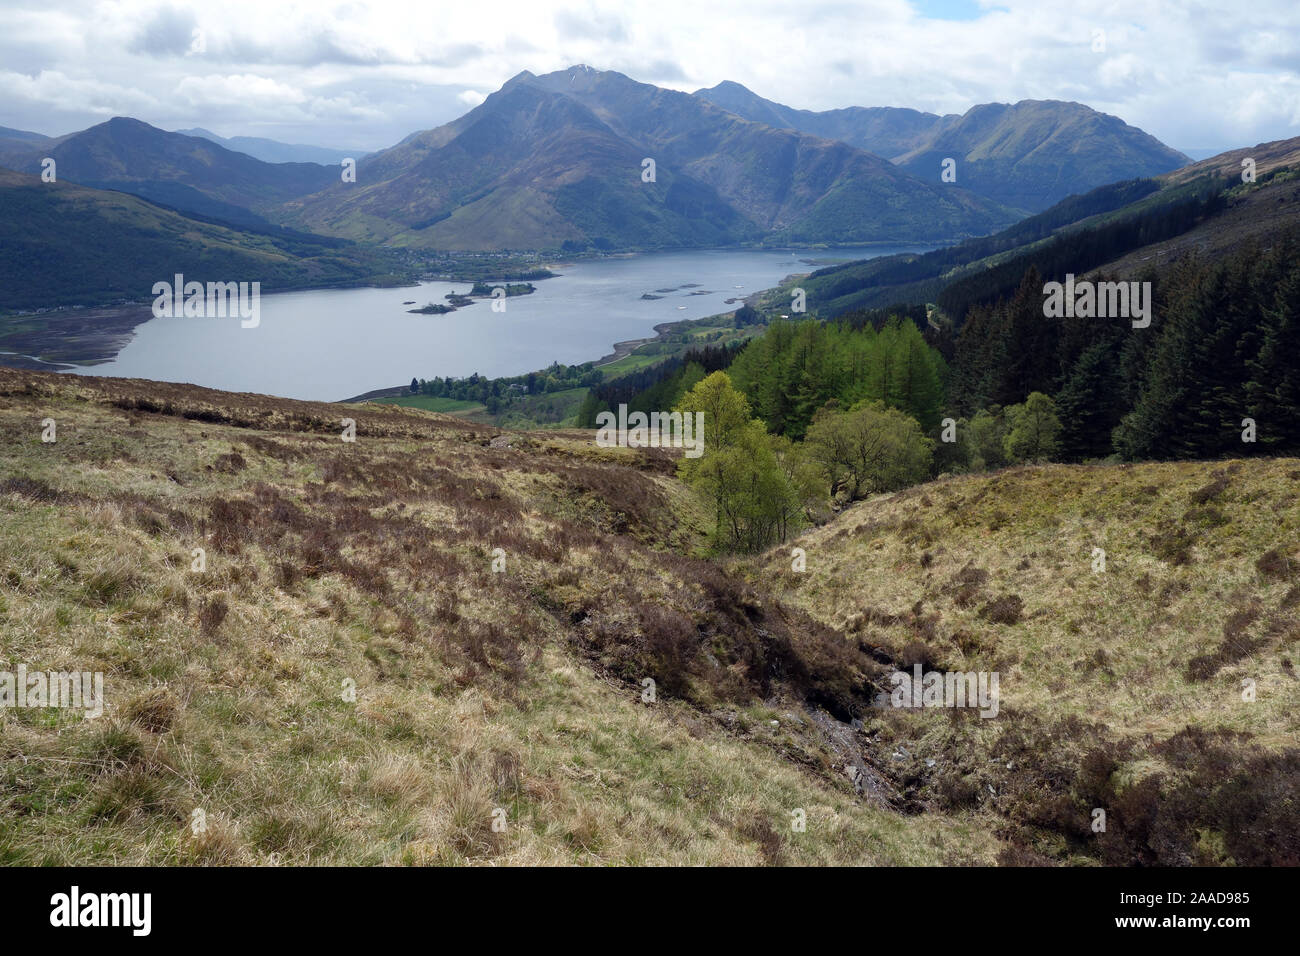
[
  {"xmin": 174, "ymin": 128, "xmax": 367, "ymax": 166},
  {"xmin": 694, "ymin": 80, "xmax": 941, "ymax": 159},
  {"xmin": 0, "ymin": 125, "xmax": 52, "ymax": 144},
  {"xmin": 0, "ymin": 67, "xmax": 1193, "ymax": 253},
  {"xmin": 0, "ymin": 118, "xmax": 338, "ymax": 230},
  {"xmin": 694, "ymin": 82, "xmax": 1189, "ymax": 212},
  {"xmin": 284, "ymin": 65, "xmax": 1017, "ymax": 250},
  {"xmin": 0, "ymin": 167, "xmax": 406, "ymax": 314}
]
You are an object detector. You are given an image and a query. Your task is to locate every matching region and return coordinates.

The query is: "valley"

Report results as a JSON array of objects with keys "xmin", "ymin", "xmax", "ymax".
[
  {"xmin": 2, "ymin": 15, "xmax": 1298, "ymax": 889},
  {"xmin": 0, "ymin": 368, "xmax": 1294, "ymax": 865},
  {"xmin": 32, "ymin": 246, "xmax": 921, "ymax": 401}
]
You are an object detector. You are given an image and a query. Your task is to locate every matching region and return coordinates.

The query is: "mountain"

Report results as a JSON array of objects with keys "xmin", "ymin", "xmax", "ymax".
[
  {"xmin": 285, "ymin": 66, "xmax": 1017, "ymax": 250},
  {"xmin": 175, "ymin": 127, "xmax": 366, "ymax": 166},
  {"xmin": 795, "ymin": 135, "xmax": 1300, "ymax": 320},
  {"xmin": 695, "ymin": 80, "xmax": 942, "ymax": 159},
  {"xmin": 892, "ymin": 100, "xmax": 1190, "ymax": 212},
  {"xmin": 0, "ymin": 124, "xmax": 53, "ymax": 148},
  {"xmin": 0, "ymin": 72, "xmax": 1188, "ymax": 259},
  {"xmin": 0, "ymin": 118, "xmax": 338, "ymax": 230},
  {"xmin": 0, "ymin": 167, "xmax": 408, "ymax": 314},
  {"xmin": 0, "ymin": 125, "xmax": 60, "ymax": 170},
  {"xmin": 694, "ymin": 82, "xmax": 1189, "ymax": 212}
]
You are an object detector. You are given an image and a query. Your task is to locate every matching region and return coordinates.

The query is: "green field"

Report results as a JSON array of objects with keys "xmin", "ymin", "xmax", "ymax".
[
  {"xmin": 596, "ymin": 352, "xmax": 664, "ymax": 377},
  {"xmin": 597, "ymin": 315, "xmax": 761, "ymax": 381}
]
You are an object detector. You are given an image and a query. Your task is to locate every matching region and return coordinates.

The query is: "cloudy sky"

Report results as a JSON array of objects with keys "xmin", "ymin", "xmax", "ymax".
[{"xmin": 1, "ymin": 0, "xmax": 1296, "ymax": 156}]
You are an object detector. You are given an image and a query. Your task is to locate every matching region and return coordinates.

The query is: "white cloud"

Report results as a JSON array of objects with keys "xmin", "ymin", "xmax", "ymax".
[
  {"xmin": 457, "ymin": 89, "xmax": 487, "ymax": 107},
  {"xmin": 175, "ymin": 73, "xmax": 308, "ymax": 108},
  {"xmin": 0, "ymin": 69, "xmax": 158, "ymax": 116},
  {"xmin": 0, "ymin": 0, "xmax": 1295, "ymax": 151}
]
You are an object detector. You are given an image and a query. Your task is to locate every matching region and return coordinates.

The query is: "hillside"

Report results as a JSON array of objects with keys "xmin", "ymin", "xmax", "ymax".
[
  {"xmin": 0, "ymin": 118, "xmax": 338, "ymax": 230},
  {"xmin": 798, "ymin": 136, "xmax": 1300, "ymax": 318},
  {"xmin": 0, "ymin": 368, "xmax": 981, "ymax": 864},
  {"xmin": 748, "ymin": 460, "xmax": 1300, "ymax": 864},
  {"xmin": 695, "ymin": 83, "xmax": 1188, "ymax": 212},
  {"xmin": 285, "ymin": 66, "xmax": 1016, "ymax": 250},
  {"xmin": 0, "ymin": 169, "xmax": 412, "ymax": 315},
  {"xmin": 0, "ymin": 368, "xmax": 1295, "ymax": 865},
  {"xmin": 695, "ymin": 81, "xmax": 940, "ymax": 159},
  {"xmin": 1158, "ymin": 136, "xmax": 1300, "ymax": 187},
  {"xmin": 1090, "ymin": 167, "xmax": 1300, "ymax": 278}
]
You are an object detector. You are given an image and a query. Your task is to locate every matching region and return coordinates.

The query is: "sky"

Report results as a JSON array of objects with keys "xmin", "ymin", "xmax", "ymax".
[{"xmin": 0, "ymin": 0, "xmax": 1296, "ymax": 156}]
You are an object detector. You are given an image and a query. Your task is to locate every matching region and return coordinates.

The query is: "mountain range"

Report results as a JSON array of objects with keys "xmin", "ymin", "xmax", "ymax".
[
  {"xmin": 174, "ymin": 128, "xmax": 366, "ymax": 166},
  {"xmin": 282, "ymin": 66, "xmax": 1020, "ymax": 249},
  {"xmin": 0, "ymin": 118, "xmax": 339, "ymax": 231},
  {"xmin": 694, "ymin": 80, "xmax": 1190, "ymax": 212},
  {"xmin": 0, "ymin": 67, "xmax": 1195, "ymax": 256}
]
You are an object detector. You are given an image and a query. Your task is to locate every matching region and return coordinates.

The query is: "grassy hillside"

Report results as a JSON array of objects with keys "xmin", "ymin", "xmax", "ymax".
[
  {"xmin": 0, "ymin": 369, "xmax": 1294, "ymax": 865},
  {"xmin": 0, "ymin": 369, "xmax": 994, "ymax": 865},
  {"xmin": 748, "ymin": 461, "xmax": 1300, "ymax": 864}
]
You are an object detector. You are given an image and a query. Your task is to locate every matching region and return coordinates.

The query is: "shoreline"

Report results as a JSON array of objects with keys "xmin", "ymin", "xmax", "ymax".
[
  {"xmin": 590, "ymin": 321, "xmax": 677, "ymax": 368},
  {"xmin": 3, "ymin": 244, "xmax": 887, "ymax": 401},
  {"xmin": 341, "ymin": 284, "xmax": 776, "ymax": 405},
  {"xmin": 0, "ymin": 273, "xmax": 560, "ymax": 370}
]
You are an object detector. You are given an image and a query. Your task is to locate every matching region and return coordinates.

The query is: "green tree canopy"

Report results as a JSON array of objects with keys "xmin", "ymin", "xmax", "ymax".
[
  {"xmin": 804, "ymin": 400, "xmax": 933, "ymax": 500},
  {"xmin": 1004, "ymin": 392, "xmax": 1062, "ymax": 462}
]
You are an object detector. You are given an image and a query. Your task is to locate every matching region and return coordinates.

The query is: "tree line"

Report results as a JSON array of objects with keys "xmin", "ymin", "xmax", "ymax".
[
  {"xmin": 413, "ymin": 361, "xmax": 602, "ymax": 413},
  {"xmin": 951, "ymin": 229, "xmax": 1300, "ymax": 460},
  {"xmin": 666, "ymin": 224, "xmax": 1300, "ymax": 552}
]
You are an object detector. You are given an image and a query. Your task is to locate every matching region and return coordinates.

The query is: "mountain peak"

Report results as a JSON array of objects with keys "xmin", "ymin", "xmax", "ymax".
[
  {"xmin": 695, "ymin": 80, "xmax": 756, "ymax": 96},
  {"xmin": 529, "ymin": 65, "xmax": 642, "ymax": 92},
  {"xmin": 498, "ymin": 70, "xmax": 538, "ymax": 94},
  {"xmin": 86, "ymin": 116, "xmax": 169, "ymax": 143}
]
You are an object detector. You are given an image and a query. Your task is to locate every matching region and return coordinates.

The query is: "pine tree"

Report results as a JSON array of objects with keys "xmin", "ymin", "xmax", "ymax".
[
  {"xmin": 1055, "ymin": 341, "xmax": 1124, "ymax": 461},
  {"xmin": 891, "ymin": 319, "xmax": 944, "ymax": 430},
  {"xmin": 1245, "ymin": 244, "xmax": 1300, "ymax": 452},
  {"xmin": 1114, "ymin": 259, "xmax": 1214, "ymax": 460}
]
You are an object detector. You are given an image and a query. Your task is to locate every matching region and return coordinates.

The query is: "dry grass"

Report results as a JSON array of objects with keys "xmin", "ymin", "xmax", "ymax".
[
  {"xmin": 4, "ymin": 368, "xmax": 1294, "ymax": 865},
  {"xmin": 749, "ymin": 459, "xmax": 1300, "ymax": 863},
  {"xmin": 0, "ymin": 369, "xmax": 988, "ymax": 865}
]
